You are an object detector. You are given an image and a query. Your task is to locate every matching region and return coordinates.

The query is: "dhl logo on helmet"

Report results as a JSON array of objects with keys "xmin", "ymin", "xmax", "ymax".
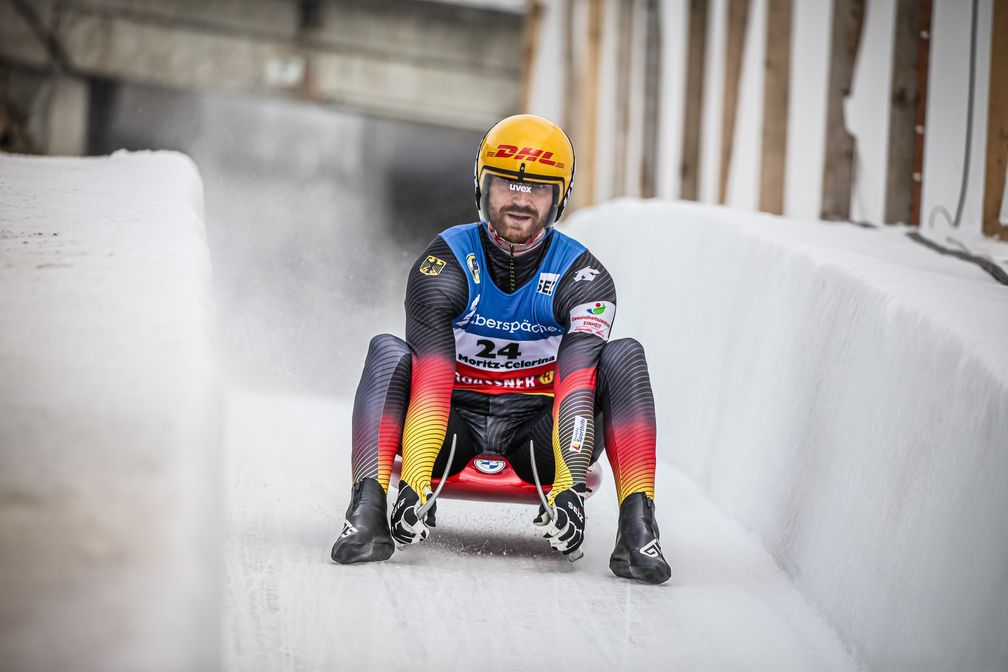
[{"xmin": 486, "ymin": 145, "xmax": 566, "ymax": 170}]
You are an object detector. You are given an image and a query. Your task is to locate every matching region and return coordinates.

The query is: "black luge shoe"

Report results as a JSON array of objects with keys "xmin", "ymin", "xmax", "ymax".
[
  {"xmin": 609, "ymin": 493, "xmax": 672, "ymax": 584},
  {"xmin": 331, "ymin": 478, "xmax": 395, "ymax": 564}
]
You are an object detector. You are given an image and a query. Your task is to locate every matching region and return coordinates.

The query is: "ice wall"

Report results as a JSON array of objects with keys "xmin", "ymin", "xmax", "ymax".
[
  {"xmin": 0, "ymin": 152, "xmax": 220, "ymax": 671},
  {"xmin": 565, "ymin": 200, "xmax": 1008, "ymax": 672}
]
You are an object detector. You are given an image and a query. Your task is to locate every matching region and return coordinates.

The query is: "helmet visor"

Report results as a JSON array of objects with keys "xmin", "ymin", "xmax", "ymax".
[{"xmin": 478, "ymin": 172, "xmax": 562, "ymax": 229}]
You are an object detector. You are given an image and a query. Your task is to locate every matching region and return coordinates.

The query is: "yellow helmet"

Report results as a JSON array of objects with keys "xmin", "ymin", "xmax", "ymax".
[{"xmin": 474, "ymin": 114, "xmax": 576, "ymax": 224}]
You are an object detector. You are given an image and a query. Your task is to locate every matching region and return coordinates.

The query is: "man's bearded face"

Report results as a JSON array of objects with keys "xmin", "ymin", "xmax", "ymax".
[{"xmin": 486, "ymin": 176, "xmax": 555, "ymax": 244}]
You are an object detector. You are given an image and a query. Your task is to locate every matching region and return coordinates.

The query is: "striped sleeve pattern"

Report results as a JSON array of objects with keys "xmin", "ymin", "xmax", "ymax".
[
  {"xmin": 399, "ymin": 236, "xmax": 468, "ymax": 499},
  {"xmin": 597, "ymin": 339, "xmax": 657, "ymax": 503},
  {"xmin": 548, "ymin": 251, "xmax": 616, "ymax": 500},
  {"xmin": 350, "ymin": 335, "xmax": 412, "ymax": 492}
]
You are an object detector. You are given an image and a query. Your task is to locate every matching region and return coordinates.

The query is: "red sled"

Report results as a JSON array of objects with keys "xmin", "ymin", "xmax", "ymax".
[{"xmin": 390, "ymin": 453, "xmax": 603, "ymax": 505}]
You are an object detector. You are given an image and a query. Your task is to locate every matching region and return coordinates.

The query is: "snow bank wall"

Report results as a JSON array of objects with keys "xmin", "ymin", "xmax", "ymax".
[
  {"xmin": 565, "ymin": 201, "xmax": 1008, "ymax": 672},
  {"xmin": 0, "ymin": 152, "xmax": 220, "ymax": 671}
]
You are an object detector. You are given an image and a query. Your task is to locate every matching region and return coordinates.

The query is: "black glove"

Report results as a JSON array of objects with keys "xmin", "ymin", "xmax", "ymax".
[
  {"xmin": 390, "ymin": 482, "xmax": 436, "ymax": 545},
  {"xmin": 533, "ymin": 486, "xmax": 586, "ymax": 555}
]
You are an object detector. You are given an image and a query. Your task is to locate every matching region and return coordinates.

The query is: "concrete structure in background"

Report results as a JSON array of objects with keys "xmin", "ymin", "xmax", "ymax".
[
  {"xmin": 0, "ymin": 0, "xmax": 523, "ymax": 153},
  {"xmin": 43, "ymin": 76, "xmax": 89, "ymax": 154}
]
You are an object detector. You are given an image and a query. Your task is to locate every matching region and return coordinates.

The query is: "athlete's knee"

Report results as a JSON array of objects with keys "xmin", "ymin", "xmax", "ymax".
[
  {"xmin": 598, "ymin": 339, "xmax": 652, "ymax": 400},
  {"xmin": 366, "ymin": 333, "xmax": 411, "ymax": 362},
  {"xmin": 599, "ymin": 337, "xmax": 647, "ymax": 369}
]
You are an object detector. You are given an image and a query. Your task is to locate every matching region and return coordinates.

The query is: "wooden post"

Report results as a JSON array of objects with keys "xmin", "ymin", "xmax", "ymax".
[
  {"xmin": 563, "ymin": 0, "xmax": 577, "ymax": 135},
  {"xmin": 983, "ymin": 0, "xmax": 1008, "ymax": 239},
  {"xmin": 820, "ymin": 0, "xmax": 865, "ymax": 221},
  {"xmin": 884, "ymin": 0, "xmax": 930, "ymax": 225},
  {"xmin": 521, "ymin": 0, "xmax": 543, "ymax": 113},
  {"xmin": 910, "ymin": 1, "xmax": 931, "ymax": 228},
  {"xmin": 718, "ymin": 0, "xmax": 750, "ymax": 204},
  {"xmin": 759, "ymin": 0, "xmax": 792, "ymax": 214},
  {"xmin": 641, "ymin": 0, "xmax": 662, "ymax": 198},
  {"xmin": 680, "ymin": 0, "xmax": 708, "ymax": 201},
  {"xmin": 577, "ymin": 0, "xmax": 603, "ymax": 208},
  {"xmin": 613, "ymin": 0, "xmax": 634, "ymax": 197}
]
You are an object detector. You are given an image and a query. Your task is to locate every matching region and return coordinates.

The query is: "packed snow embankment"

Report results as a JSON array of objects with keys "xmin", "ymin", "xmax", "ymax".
[
  {"xmin": 566, "ymin": 200, "xmax": 1008, "ymax": 672},
  {"xmin": 0, "ymin": 152, "xmax": 220, "ymax": 672}
]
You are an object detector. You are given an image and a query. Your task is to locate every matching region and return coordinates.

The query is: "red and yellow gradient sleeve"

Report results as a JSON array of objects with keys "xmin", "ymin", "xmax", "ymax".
[
  {"xmin": 399, "ymin": 354, "xmax": 455, "ymax": 499},
  {"xmin": 548, "ymin": 252, "xmax": 657, "ymax": 506},
  {"xmin": 398, "ymin": 237, "xmax": 469, "ymax": 500},
  {"xmin": 549, "ymin": 333, "xmax": 659, "ymax": 506},
  {"xmin": 549, "ymin": 362, "xmax": 598, "ymax": 501},
  {"xmin": 547, "ymin": 252, "xmax": 616, "ymax": 504}
]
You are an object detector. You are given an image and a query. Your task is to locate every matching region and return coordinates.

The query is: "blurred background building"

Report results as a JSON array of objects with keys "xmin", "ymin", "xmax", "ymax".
[
  {"xmin": 1, "ymin": 0, "xmax": 527, "ymax": 392},
  {"xmin": 2, "ymin": 0, "xmax": 1006, "ymax": 392}
]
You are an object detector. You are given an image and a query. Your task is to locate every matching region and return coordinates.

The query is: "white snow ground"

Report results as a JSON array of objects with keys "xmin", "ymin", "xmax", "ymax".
[{"xmin": 223, "ymin": 391, "xmax": 861, "ymax": 672}]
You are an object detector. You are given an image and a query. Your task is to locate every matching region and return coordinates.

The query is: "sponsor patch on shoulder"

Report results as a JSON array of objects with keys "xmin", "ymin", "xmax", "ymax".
[
  {"xmin": 419, "ymin": 255, "xmax": 447, "ymax": 276},
  {"xmin": 569, "ymin": 301, "xmax": 614, "ymax": 339}
]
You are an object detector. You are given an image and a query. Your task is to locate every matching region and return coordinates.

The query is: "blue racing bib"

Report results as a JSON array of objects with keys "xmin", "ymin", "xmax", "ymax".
[{"xmin": 440, "ymin": 222, "xmax": 586, "ymax": 395}]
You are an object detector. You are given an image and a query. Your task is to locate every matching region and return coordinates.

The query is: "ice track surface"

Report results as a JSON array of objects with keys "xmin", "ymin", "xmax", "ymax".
[{"xmin": 223, "ymin": 391, "xmax": 862, "ymax": 672}]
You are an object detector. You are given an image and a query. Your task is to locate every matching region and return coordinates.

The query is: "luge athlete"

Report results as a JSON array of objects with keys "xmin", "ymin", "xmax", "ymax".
[{"xmin": 330, "ymin": 114, "xmax": 670, "ymax": 584}]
